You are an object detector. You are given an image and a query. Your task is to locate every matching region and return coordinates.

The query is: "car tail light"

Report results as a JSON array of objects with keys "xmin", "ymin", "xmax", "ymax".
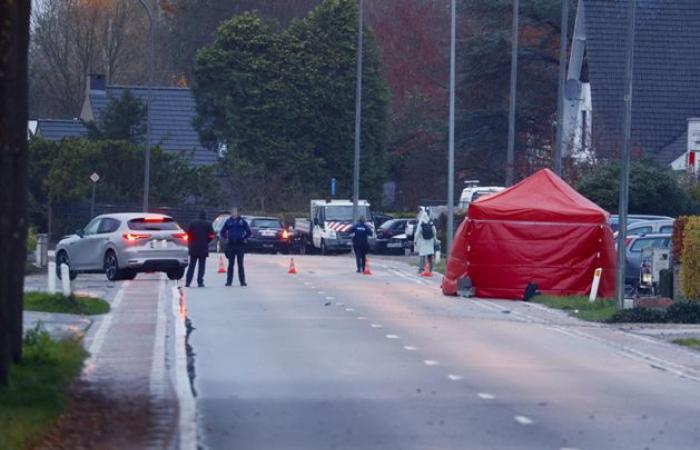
[
  {"xmin": 123, "ymin": 233, "xmax": 149, "ymax": 241},
  {"xmin": 173, "ymin": 232, "xmax": 188, "ymax": 242},
  {"xmin": 281, "ymin": 229, "xmax": 290, "ymax": 240},
  {"xmin": 625, "ymin": 237, "xmax": 633, "ymax": 247}
]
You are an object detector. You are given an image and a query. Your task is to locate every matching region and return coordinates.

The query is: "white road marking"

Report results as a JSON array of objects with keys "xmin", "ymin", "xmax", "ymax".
[
  {"xmin": 477, "ymin": 392, "xmax": 495, "ymax": 399},
  {"xmin": 325, "ymin": 296, "xmax": 336, "ymax": 300},
  {"xmin": 371, "ymin": 323, "xmax": 383, "ymax": 328},
  {"xmin": 317, "ymin": 291, "xmax": 325, "ymax": 294},
  {"xmin": 560, "ymin": 448, "xmax": 582, "ymax": 450},
  {"xmin": 448, "ymin": 374, "xmax": 463, "ymax": 381},
  {"xmin": 335, "ymin": 302, "xmax": 345, "ymax": 306},
  {"xmin": 357, "ymin": 316, "xmax": 368, "ymax": 320},
  {"xmin": 87, "ymin": 281, "xmax": 127, "ymax": 357},
  {"xmin": 423, "ymin": 360, "xmax": 439, "ymax": 366},
  {"xmin": 514, "ymin": 415, "xmax": 534, "ymax": 425},
  {"xmin": 345, "ymin": 308, "xmax": 355, "ymax": 312},
  {"xmin": 403, "ymin": 345, "xmax": 417, "ymax": 351},
  {"xmin": 385, "ymin": 334, "xmax": 399, "ymax": 339}
]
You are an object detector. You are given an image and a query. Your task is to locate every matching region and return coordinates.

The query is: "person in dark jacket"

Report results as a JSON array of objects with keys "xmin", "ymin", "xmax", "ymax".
[
  {"xmin": 186, "ymin": 211, "xmax": 215, "ymax": 287},
  {"xmin": 349, "ymin": 216, "xmax": 373, "ymax": 273},
  {"xmin": 219, "ymin": 208, "xmax": 252, "ymax": 287}
]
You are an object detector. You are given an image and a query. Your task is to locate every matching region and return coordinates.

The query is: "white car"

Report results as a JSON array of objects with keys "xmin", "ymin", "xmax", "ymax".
[{"xmin": 55, "ymin": 213, "xmax": 189, "ymax": 281}]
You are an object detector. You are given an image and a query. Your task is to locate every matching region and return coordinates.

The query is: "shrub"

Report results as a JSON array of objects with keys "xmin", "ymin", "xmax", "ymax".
[
  {"xmin": 26, "ymin": 227, "xmax": 38, "ymax": 254},
  {"xmin": 671, "ymin": 216, "xmax": 689, "ymax": 262},
  {"xmin": 680, "ymin": 216, "xmax": 700, "ymax": 301},
  {"xmin": 606, "ymin": 308, "xmax": 666, "ymax": 323},
  {"xmin": 665, "ymin": 302, "xmax": 700, "ymax": 323}
]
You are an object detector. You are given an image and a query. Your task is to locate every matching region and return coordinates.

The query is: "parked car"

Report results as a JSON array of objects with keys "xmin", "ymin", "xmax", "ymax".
[
  {"xmin": 625, "ymin": 233, "xmax": 672, "ymax": 286},
  {"xmin": 373, "ymin": 218, "xmax": 410, "ymax": 254},
  {"xmin": 624, "ymin": 219, "xmax": 675, "ymax": 239},
  {"xmin": 609, "ymin": 214, "xmax": 673, "ymax": 232},
  {"xmin": 404, "ymin": 219, "xmax": 419, "ymax": 242},
  {"xmin": 372, "ymin": 213, "xmax": 394, "ymax": 229},
  {"xmin": 244, "ymin": 216, "xmax": 293, "ymax": 254},
  {"xmin": 55, "ymin": 213, "xmax": 189, "ymax": 281},
  {"xmin": 211, "ymin": 213, "xmax": 230, "ymax": 251}
]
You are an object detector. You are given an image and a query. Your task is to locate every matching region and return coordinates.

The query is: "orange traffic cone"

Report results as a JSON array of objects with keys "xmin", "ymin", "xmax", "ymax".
[
  {"xmin": 363, "ymin": 257, "xmax": 372, "ymax": 275},
  {"xmin": 217, "ymin": 255, "xmax": 226, "ymax": 274},
  {"xmin": 288, "ymin": 258, "xmax": 298, "ymax": 274},
  {"xmin": 421, "ymin": 259, "xmax": 432, "ymax": 277}
]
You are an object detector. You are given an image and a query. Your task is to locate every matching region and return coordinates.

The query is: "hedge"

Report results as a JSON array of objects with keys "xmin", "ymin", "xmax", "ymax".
[
  {"xmin": 671, "ymin": 216, "xmax": 689, "ymax": 261},
  {"xmin": 680, "ymin": 216, "xmax": 700, "ymax": 301}
]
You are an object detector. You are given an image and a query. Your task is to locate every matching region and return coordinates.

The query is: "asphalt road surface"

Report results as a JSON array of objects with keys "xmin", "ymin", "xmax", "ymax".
[{"xmin": 184, "ymin": 254, "xmax": 700, "ymax": 450}]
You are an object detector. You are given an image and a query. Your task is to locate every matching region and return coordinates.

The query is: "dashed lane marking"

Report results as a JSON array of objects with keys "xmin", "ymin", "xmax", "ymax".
[
  {"xmin": 335, "ymin": 302, "xmax": 345, "ymax": 306},
  {"xmin": 385, "ymin": 334, "xmax": 399, "ymax": 339},
  {"xmin": 345, "ymin": 308, "xmax": 355, "ymax": 312},
  {"xmin": 357, "ymin": 316, "xmax": 368, "ymax": 320},
  {"xmin": 447, "ymin": 374, "xmax": 463, "ymax": 381},
  {"xmin": 404, "ymin": 346, "xmax": 417, "ymax": 351},
  {"xmin": 325, "ymin": 296, "xmax": 335, "ymax": 300},
  {"xmin": 514, "ymin": 415, "xmax": 534, "ymax": 425},
  {"xmin": 477, "ymin": 392, "xmax": 495, "ymax": 399},
  {"xmin": 371, "ymin": 323, "xmax": 383, "ymax": 328},
  {"xmin": 423, "ymin": 360, "xmax": 439, "ymax": 366},
  {"xmin": 317, "ymin": 291, "xmax": 325, "ymax": 294}
]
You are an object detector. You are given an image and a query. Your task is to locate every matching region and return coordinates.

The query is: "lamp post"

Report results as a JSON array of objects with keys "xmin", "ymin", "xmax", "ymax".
[
  {"xmin": 616, "ymin": 0, "xmax": 637, "ymax": 309},
  {"xmin": 446, "ymin": 0, "xmax": 457, "ymax": 255},
  {"xmin": 352, "ymin": 0, "xmax": 364, "ymax": 223},
  {"xmin": 554, "ymin": 0, "xmax": 570, "ymax": 176},
  {"xmin": 138, "ymin": 0, "xmax": 154, "ymax": 212},
  {"xmin": 505, "ymin": 0, "xmax": 520, "ymax": 186}
]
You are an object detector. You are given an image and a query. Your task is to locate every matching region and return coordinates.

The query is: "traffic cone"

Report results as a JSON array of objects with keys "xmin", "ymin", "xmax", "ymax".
[
  {"xmin": 363, "ymin": 257, "xmax": 372, "ymax": 275},
  {"xmin": 288, "ymin": 258, "xmax": 298, "ymax": 274},
  {"xmin": 421, "ymin": 259, "xmax": 432, "ymax": 277},
  {"xmin": 217, "ymin": 255, "xmax": 226, "ymax": 274}
]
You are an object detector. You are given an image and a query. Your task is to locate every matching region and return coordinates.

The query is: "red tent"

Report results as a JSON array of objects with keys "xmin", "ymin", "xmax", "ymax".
[{"xmin": 442, "ymin": 169, "xmax": 616, "ymax": 299}]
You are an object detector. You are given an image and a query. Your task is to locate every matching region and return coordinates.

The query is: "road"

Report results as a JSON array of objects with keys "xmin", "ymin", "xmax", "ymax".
[{"xmin": 184, "ymin": 254, "xmax": 700, "ymax": 450}]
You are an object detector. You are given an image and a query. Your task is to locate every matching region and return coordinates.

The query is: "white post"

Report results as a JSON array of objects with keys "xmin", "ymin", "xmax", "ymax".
[
  {"xmin": 60, "ymin": 263, "xmax": 72, "ymax": 297},
  {"xmin": 589, "ymin": 268, "xmax": 602, "ymax": 302},
  {"xmin": 48, "ymin": 261, "xmax": 57, "ymax": 294}
]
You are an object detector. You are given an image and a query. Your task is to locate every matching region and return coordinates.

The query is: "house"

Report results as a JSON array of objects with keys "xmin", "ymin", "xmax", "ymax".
[
  {"xmin": 563, "ymin": 0, "xmax": 700, "ymax": 170},
  {"xmin": 34, "ymin": 119, "xmax": 87, "ymax": 141}
]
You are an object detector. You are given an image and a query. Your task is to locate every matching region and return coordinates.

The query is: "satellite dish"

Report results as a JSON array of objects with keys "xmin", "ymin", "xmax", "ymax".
[{"xmin": 565, "ymin": 79, "xmax": 582, "ymax": 100}]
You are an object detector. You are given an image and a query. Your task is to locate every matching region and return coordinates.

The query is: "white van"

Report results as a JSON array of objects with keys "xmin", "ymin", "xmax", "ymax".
[{"xmin": 458, "ymin": 186, "xmax": 505, "ymax": 209}]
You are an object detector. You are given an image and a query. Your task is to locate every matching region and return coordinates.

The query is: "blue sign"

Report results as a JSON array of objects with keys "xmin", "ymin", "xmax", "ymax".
[{"xmin": 331, "ymin": 178, "xmax": 337, "ymax": 197}]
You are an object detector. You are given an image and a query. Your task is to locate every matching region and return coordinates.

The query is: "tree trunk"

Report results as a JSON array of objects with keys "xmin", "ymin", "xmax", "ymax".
[{"xmin": 0, "ymin": 0, "xmax": 31, "ymax": 384}]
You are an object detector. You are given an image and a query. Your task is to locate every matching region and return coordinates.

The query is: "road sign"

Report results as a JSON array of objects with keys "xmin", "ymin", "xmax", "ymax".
[{"xmin": 90, "ymin": 172, "xmax": 100, "ymax": 183}]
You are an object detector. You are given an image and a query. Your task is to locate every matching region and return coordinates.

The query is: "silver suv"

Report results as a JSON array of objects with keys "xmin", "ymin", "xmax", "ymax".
[{"xmin": 55, "ymin": 213, "xmax": 189, "ymax": 281}]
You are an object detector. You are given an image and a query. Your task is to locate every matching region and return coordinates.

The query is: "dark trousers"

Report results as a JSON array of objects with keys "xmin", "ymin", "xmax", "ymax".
[
  {"xmin": 354, "ymin": 244, "xmax": 368, "ymax": 272},
  {"xmin": 186, "ymin": 255, "xmax": 207, "ymax": 286},
  {"xmin": 225, "ymin": 247, "xmax": 246, "ymax": 285}
]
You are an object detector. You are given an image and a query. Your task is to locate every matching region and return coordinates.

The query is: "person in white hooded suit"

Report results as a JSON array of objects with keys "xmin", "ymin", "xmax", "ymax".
[{"xmin": 414, "ymin": 208, "xmax": 437, "ymax": 273}]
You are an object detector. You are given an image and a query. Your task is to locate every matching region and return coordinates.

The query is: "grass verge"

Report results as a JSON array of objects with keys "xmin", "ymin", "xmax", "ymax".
[
  {"xmin": 0, "ymin": 328, "xmax": 88, "ymax": 450},
  {"xmin": 24, "ymin": 292, "xmax": 110, "ymax": 315},
  {"xmin": 533, "ymin": 295, "xmax": 618, "ymax": 322},
  {"xmin": 672, "ymin": 338, "xmax": 700, "ymax": 349}
]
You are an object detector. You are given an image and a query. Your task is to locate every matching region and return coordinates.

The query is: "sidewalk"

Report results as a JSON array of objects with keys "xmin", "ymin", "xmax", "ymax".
[{"xmin": 34, "ymin": 275, "xmax": 186, "ymax": 450}]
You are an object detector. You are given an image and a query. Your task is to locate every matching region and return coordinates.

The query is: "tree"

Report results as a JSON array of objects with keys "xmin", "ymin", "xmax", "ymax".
[
  {"xmin": 0, "ymin": 0, "xmax": 31, "ymax": 385},
  {"xmin": 86, "ymin": 89, "xmax": 146, "ymax": 142},
  {"xmin": 576, "ymin": 159, "xmax": 694, "ymax": 216},
  {"xmin": 193, "ymin": 0, "xmax": 389, "ymax": 209}
]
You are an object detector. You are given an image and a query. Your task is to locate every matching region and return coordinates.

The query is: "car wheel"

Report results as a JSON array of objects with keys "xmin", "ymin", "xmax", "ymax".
[
  {"xmin": 55, "ymin": 251, "xmax": 78, "ymax": 280},
  {"xmin": 167, "ymin": 267, "xmax": 185, "ymax": 280},
  {"xmin": 321, "ymin": 239, "xmax": 327, "ymax": 256},
  {"xmin": 122, "ymin": 269, "xmax": 137, "ymax": 280},
  {"xmin": 299, "ymin": 238, "xmax": 307, "ymax": 255},
  {"xmin": 104, "ymin": 251, "xmax": 122, "ymax": 281}
]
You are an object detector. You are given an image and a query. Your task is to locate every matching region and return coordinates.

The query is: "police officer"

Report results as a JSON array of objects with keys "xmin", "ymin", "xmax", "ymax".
[
  {"xmin": 349, "ymin": 216, "xmax": 373, "ymax": 273},
  {"xmin": 219, "ymin": 208, "xmax": 252, "ymax": 287},
  {"xmin": 185, "ymin": 210, "xmax": 215, "ymax": 288}
]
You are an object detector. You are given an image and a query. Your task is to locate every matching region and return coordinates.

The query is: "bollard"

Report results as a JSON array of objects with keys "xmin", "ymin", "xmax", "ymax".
[
  {"xmin": 48, "ymin": 261, "xmax": 57, "ymax": 294},
  {"xmin": 589, "ymin": 268, "xmax": 602, "ymax": 303},
  {"xmin": 60, "ymin": 263, "xmax": 72, "ymax": 297}
]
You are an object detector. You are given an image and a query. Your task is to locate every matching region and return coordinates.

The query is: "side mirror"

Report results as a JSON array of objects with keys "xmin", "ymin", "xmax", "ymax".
[{"xmin": 76, "ymin": 229, "xmax": 85, "ymax": 238}]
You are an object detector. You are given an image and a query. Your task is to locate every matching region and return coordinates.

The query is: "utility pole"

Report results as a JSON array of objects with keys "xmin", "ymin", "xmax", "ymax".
[
  {"xmin": 138, "ymin": 0, "xmax": 154, "ymax": 212},
  {"xmin": 352, "ymin": 0, "xmax": 364, "ymax": 223},
  {"xmin": 446, "ymin": 0, "xmax": 457, "ymax": 255},
  {"xmin": 615, "ymin": 0, "xmax": 637, "ymax": 309},
  {"xmin": 554, "ymin": 0, "xmax": 570, "ymax": 176},
  {"xmin": 506, "ymin": 0, "xmax": 520, "ymax": 186}
]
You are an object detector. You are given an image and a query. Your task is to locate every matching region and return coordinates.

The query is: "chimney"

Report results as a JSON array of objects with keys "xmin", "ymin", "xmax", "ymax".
[{"xmin": 88, "ymin": 73, "xmax": 106, "ymax": 91}]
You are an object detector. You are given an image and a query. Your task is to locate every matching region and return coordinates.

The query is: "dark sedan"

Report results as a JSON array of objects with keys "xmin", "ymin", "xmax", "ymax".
[
  {"xmin": 245, "ymin": 216, "xmax": 293, "ymax": 253},
  {"xmin": 373, "ymin": 218, "xmax": 411, "ymax": 254}
]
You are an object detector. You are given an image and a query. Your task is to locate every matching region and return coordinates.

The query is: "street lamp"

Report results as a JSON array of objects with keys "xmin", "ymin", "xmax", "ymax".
[
  {"xmin": 554, "ymin": 0, "xmax": 570, "ymax": 176},
  {"xmin": 616, "ymin": 0, "xmax": 638, "ymax": 309},
  {"xmin": 505, "ymin": 0, "xmax": 519, "ymax": 187},
  {"xmin": 446, "ymin": 0, "xmax": 457, "ymax": 255},
  {"xmin": 352, "ymin": 0, "xmax": 364, "ymax": 223},
  {"xmin": 137, "ymin": 0, "xmax": 154, "ymax": 212}
]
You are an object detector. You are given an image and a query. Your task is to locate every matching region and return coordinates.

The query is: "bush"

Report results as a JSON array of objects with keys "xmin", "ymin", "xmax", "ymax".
[
  {"xmin": 24, "ymin": 292, "xmax": 110, "ymax": 315},
  {"xmin": 606, "ymin": 308, "xmax": 667, "ymax": 323},
  {"xmin": 680, "ymin": 216, "xmax": 700, "ymax": 300},
  {"xmin": 665, "ymin": 302, "xmax": 700, "ymax": 323},
  {"xmin": 672, "ymin": 216, "xmax": 689, "ymax": 262},
  {"xmin": 26, "ymin": 227, "xmax": 38, "ymax": 254}
]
